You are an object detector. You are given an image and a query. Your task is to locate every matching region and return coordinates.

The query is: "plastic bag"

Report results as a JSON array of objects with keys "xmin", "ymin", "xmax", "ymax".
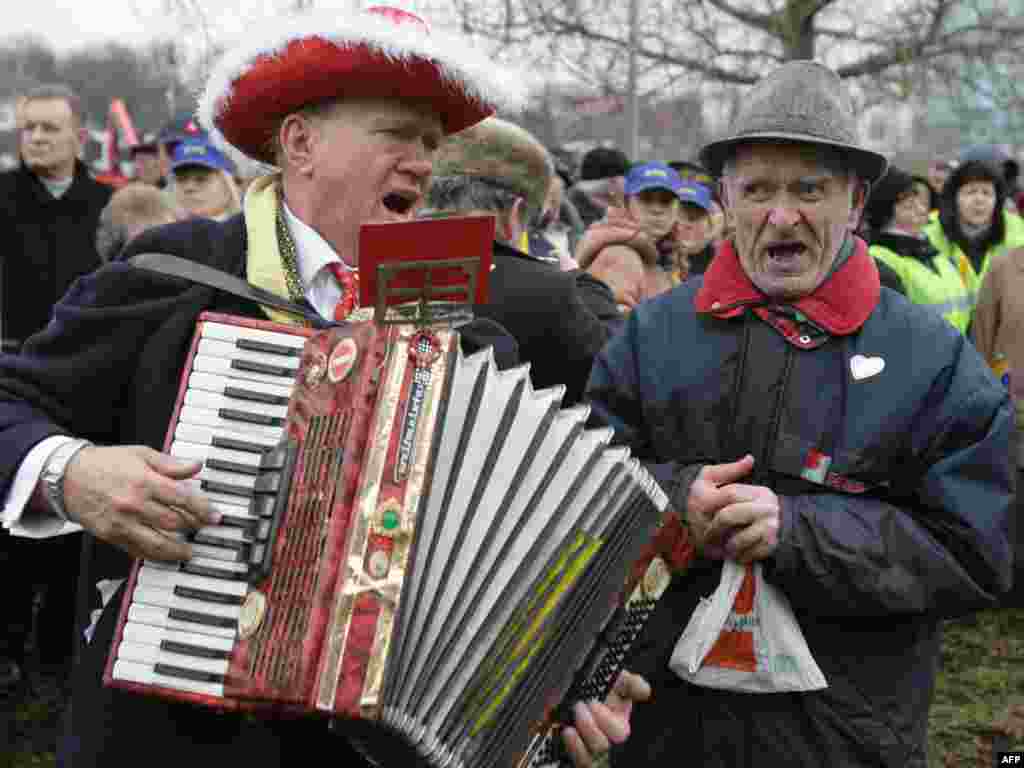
[{"xmin": 669, "ymin": 560, "xmax": 827, "ymax": 693}]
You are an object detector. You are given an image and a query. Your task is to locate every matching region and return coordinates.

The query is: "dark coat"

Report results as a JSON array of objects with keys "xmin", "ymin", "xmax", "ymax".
[
  {"xmin": 476, "ymin": 240, "xmax": 610, "ymax": 406},
  {"xmin": 0, "ymin": 159, "xmax": 112, "ymax": 346},
  {"xmin": 588, "ymin": 258, "xmax": 1012, "ymax": 767},
  {"xmin": 0, "ymin": 213, "xmax": 518, "ymax": 766}
]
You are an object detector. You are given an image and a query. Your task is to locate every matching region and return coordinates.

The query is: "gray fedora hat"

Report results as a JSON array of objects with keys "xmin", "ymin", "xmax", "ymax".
[{"xmin": 699, "ymin": 60, "xmax": 888, "ymax": 185}]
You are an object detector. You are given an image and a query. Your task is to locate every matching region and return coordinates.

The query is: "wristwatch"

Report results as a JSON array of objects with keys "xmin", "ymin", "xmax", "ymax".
[{"xmin": 41, "ymin": 439, "xmax": 93, "ymax": 524}]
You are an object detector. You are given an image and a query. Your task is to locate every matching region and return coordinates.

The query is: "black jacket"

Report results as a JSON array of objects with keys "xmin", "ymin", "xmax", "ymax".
[
  {"xmin": 476, "ymin": 240, "xmax": 610, "ymax": 406},
  {"xmin": 0, "ymin": 159, "xmax": 112, "ymax": 346}
]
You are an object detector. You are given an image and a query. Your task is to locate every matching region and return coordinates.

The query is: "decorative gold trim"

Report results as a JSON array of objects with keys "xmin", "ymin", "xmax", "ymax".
[{"xmin": 316, "ymin": 330, "xmax": 409, "ymax": 712}]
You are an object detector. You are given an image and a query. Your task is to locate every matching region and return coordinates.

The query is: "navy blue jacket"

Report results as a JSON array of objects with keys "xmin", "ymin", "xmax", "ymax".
[{"xmin": 589, "ymin": 277, "xmax": 1013, "ymax": 768}]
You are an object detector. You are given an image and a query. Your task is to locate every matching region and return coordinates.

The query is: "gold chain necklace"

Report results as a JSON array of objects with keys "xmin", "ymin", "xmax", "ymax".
[{"xmin": 275, "ymin": 189, "xmax": 306, "ymax": 305}]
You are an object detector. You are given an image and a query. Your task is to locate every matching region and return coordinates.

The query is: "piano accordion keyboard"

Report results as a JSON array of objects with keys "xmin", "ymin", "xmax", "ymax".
[{"xmin": 111, "ymin": 318, "xmax": 309, "ymax": 697}]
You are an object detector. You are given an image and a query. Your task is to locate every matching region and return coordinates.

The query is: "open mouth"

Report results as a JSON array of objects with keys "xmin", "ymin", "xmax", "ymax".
[
  {"xmin": 382, "ymin": 191, "xmax": 418, "ymax": 217},
  {"xmin": 765, "ymin": 241, "xmax": 807, "ymax": 261}
]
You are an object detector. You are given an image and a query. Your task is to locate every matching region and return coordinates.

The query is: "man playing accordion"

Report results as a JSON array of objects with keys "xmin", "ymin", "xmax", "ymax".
[{"xmin": 0, "ymin": 6, "xmax": 646, "ymax": 766}]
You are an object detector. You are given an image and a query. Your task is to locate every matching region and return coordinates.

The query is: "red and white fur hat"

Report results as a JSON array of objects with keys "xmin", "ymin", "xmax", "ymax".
[{"xmin": 198, "ymin": 5, "xmax": 527, "ymax": 164}]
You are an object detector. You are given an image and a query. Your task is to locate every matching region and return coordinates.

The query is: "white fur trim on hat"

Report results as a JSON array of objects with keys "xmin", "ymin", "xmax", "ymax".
[{"xmin": 197, "ymin": 7, "xmax": 529, "ymax": 158}]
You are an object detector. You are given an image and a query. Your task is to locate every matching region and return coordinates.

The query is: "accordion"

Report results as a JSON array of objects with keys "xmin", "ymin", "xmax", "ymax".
[{"xmin": 103, "ymin": 224, "xmax": 686, "ymax": 766}]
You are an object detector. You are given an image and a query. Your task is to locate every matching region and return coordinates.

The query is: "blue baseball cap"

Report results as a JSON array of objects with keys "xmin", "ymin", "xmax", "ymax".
[
  {"xmin": 170, "ymin": 138, "xmax": 236, "ymax": 175},
  {"xmin": 624, "ymin": 162, "xmax": 684, "ymax": 197},
  {"xmin": 676, "ymin": 180, "xmax": 713, "ymax": 212}
]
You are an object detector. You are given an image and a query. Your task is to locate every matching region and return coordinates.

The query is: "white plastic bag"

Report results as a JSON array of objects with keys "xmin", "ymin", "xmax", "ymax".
[{"xmin": 669, "ymin": 560, "xmax": 827, "ymax": 693}]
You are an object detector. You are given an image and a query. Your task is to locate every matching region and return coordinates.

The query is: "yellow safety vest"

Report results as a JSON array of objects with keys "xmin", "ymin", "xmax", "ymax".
[{"xmin": 870, "ymin": 243, "xmax": 973, "ymax": 334}]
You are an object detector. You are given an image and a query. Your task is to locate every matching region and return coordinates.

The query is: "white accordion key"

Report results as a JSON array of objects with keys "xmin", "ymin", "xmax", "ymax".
[
  {"xmin": 122, "ymin": 622, "xmax": 235, "ymax": 656},
  {"xmin": 171, "ymin": 441, "xmax": 264, "ymax": 469},
  {"xmin": 137, "ymin": 564, "xmax": 248, "ymax": 598},
  {"xmin": 184, "ymin": 389, "xmax": 289, "ymax": 421},
  {"xmin": 117, "ymin": 641, "xmax": 230, "ymax": 676},
  {"xmin": 127, "ymin": 604, "xmax": 237, "ymax": 640},
  {"xmin": 201, "ymin": 321, "xmax": 307, "ymax": 352},
  {"xmin": 186, "ymin": 371, "xmax": 293, "ymax": 402},
  {"xmin": 192, "ymin": 354, "xmax": 297, "ymax": 386},
  {"xmin": 112, "ymin": 659, "xmax": 225, "ymax": 698},
  {"xmin": 178, "ymin": 405, "xmax": 285, "ymax": 441},
  {"xmin": 174, "ymin": 423, "xmax": 279, "ymax": 453},
  {"xmin": 196, "ymin": 339, "xmax": 300, "ymax": 371}
]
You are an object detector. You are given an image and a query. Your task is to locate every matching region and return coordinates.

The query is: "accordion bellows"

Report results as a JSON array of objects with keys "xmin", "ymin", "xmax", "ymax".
[{"xmin": 104, "ymin": 313, "xmax": 669, "ymax": 768}]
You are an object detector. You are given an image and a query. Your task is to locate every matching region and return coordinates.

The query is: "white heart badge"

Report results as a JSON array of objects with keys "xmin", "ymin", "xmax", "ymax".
[{"xmin": 850, "ymin": 354, "xmax": 885, "ymax": 381}]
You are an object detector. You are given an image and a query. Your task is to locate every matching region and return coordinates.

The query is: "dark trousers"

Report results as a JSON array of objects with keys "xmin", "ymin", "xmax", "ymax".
[{"xmin": 0, "ymin": 531, "xmax": 82, "ymax": 666}]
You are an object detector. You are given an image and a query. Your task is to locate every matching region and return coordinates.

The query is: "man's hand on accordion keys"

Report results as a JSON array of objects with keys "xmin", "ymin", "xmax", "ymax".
[
  {"xmin": 59, "ymin": 445, "xmax": 221, "ymax": 560},
  {"xmin": 561, "ymin": 670, "xmax": 651, "ymax": 767}
]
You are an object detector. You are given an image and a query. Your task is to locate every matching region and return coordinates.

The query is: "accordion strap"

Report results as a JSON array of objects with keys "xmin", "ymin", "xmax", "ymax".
[{"xmin": 128, "ymin": 252, "xmax": 333, "ymax": 329}]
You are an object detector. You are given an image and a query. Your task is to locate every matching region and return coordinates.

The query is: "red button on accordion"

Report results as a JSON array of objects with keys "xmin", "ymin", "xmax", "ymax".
[{"xmin": 103, "ymin": 218, "xmax": 688, "ymax": 767}]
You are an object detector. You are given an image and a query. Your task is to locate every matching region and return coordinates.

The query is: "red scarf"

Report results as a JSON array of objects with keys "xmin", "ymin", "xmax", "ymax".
[{"xmin": 694, "ymin": 237, "xmax": 879, "ymax": 344}]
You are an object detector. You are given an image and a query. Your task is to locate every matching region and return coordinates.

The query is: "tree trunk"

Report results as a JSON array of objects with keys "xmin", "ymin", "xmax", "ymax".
[{"xmin": 781, "ymin": 0, "xmax": 818, "ymax": 60}]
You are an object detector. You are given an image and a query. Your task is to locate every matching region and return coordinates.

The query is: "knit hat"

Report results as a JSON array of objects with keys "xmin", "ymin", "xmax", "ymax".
[
  {"xmin": 580, "ymin": 146, "xmax": 630, "ymax": 181},
  {"xmin": 863, "ymin": 167, "xmax": 916, "ymax": 231}
]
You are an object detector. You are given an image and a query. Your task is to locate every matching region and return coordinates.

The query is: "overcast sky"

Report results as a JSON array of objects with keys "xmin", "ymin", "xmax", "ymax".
[{"xmin": 3, "ymin": 0, "xmax": 442, "ymax": 54}]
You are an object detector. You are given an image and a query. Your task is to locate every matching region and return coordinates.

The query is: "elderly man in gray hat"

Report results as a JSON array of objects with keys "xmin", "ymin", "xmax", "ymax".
[{"xmin": 587, "ymin": 60, "xmax": 1013, "ymax": 767}]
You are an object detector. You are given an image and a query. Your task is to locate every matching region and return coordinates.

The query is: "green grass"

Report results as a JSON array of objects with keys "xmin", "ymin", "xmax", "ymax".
[
  {"xmin": 3, "ymin": 610, "xmax": 1024, "ymax": 767},
  {"xmin": 929, "ymin": 608, "xmax": 1024, "ymax": 767}
]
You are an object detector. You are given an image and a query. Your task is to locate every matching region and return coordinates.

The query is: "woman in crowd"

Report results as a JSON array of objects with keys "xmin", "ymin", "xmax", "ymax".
[
  {"xmin": 924, "ymin": 157, "xmax": 1024, "ymax": 324},
  {"xmin": 169, "ymin": 136, "xmax": 242, "ymax": 221},
  {"xmin": 862, "ymin": 167, "xmax": 972, "ymax": 319}
]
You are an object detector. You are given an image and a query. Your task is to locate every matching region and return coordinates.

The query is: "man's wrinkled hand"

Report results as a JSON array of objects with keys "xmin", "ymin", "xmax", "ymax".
[
  {"xmin": 61, "ymin": 445, "xmax": 220, "ymax": 561},
  {"xmin": 561, "ymin": 670, "xmax": 651, "ymax": 767},
  {"xmin": 705, "ymin": 482, "xmax": 781, "ymax": 563},
  {"xmin": 686, "ymin": 455, "xmax": 756, "ymax": 557}
]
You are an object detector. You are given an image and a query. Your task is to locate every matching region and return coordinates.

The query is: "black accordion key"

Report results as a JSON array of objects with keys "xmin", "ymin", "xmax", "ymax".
[
  {"xmin": 223, "ymin": 385, "xmax": 290, "ymax": 407},
  {"xmin": 167, "ymin": 608, "xmax": 237, "ymax": 630},
  {"xmin": 160, "ymin": 640, "xmax": 231, "ymax": 661},
  {"xmin": 153, "ymin": 662, "xmax": 225, "ymax": 685},
  {"xmin": 235, "ymin": 338, "xmax": 302, "ymax": 357},
  {"xmin": 172, "ymin": 584, "xmax": 245, "ymax": 606}
]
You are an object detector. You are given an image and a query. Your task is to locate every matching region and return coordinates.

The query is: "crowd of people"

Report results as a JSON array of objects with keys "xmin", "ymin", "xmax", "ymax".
[{"xmin": 0, "ymin": 4, "xmax": 1020, "ymax": 767}]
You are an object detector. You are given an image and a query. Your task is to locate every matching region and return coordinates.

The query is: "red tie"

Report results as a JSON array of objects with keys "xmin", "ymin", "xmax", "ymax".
[{"xmin": 326, "ymin": 263, "xmax": 359, "ymax": 322}]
